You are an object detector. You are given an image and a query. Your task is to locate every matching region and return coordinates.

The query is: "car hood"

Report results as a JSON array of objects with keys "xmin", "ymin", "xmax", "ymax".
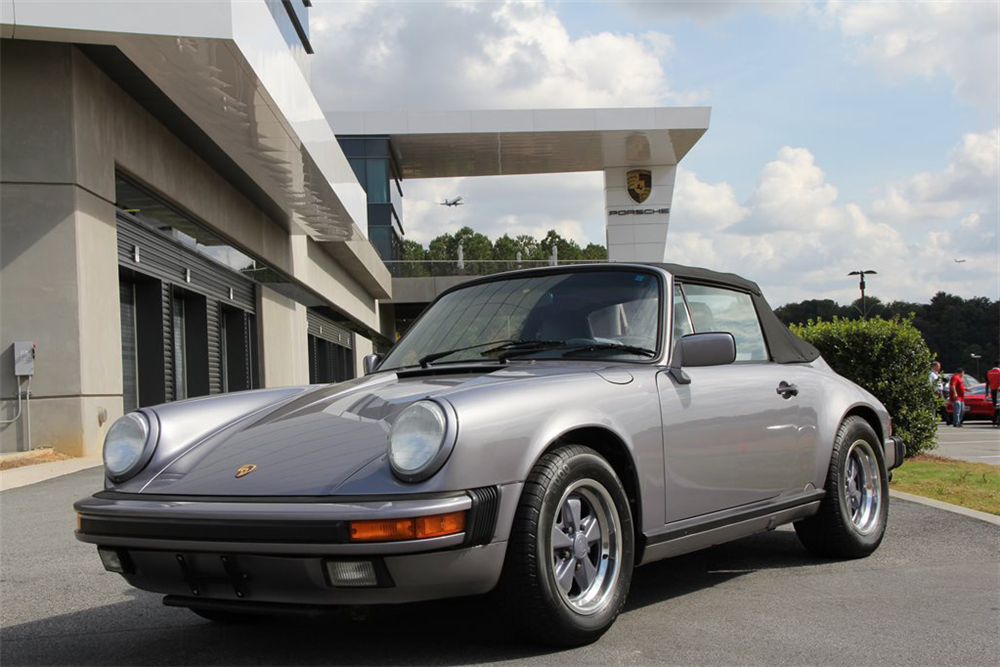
[{"xmin": 136, "ymin": 363, "xmax": 597, "ymax": 496}]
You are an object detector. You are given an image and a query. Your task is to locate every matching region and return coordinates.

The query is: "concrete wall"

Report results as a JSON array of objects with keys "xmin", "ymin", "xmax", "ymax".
[
  {"xmin": 354, "ymin": 336, "xmax": 374, "ymax": 378},
  {"xmin": 0, "ymin": 40, "xmax": 382, "ymax": 454},
  {"xmin": 258, "ymin": 286, "xmax": 309, "ymax": 388},
  {"xmin": 388, "ymin": 276, "xmax": 477, "ymax": 305}
]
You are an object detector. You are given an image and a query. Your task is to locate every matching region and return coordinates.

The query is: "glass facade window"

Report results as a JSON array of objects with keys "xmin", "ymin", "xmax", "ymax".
[
  {"xmin": 120, "ymin": 279, "xmax": 139, "ymax": 413},
  {"xmin": 264, "ymin": 0, "xmax": 313, "ymax": 54},
  {"xmin": 336, "ymin": 136, "xmax": 404, "ymax": 263},
  {"xmin": 366, "ymin": 160, "xmax": 390, "ymax": 204},
  {"xmin": 172, "ymin": 294, "xmax": 187, "ymax": 400}
]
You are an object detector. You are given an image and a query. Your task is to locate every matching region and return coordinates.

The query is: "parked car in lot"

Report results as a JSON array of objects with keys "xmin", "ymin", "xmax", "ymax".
[
  {"xmin": 75, "ymin": 263, "xmax": 904, "ymax": 646},
  {"xmin": 946, "ymin": 383, "xmax": 997, "ymax": 423}
]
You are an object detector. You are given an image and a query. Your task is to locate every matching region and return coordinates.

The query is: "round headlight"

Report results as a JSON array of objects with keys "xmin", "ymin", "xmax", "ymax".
[
  {"xmin": 388, "ymin": 401, "xmax": 452, "ymax": 482},
  {"xmin": 103, "ymin": 412, "xmax": 151, "ymax": 479}
]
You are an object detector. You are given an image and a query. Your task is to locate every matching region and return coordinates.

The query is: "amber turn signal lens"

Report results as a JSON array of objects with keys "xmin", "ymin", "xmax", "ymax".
[
  {"xmin": 415, "ymin": 511, "xmax": 466, "ymax": 539},
  {"xmin": 349, "ymin": 511, "xmax": 466, "ymax": 542}
]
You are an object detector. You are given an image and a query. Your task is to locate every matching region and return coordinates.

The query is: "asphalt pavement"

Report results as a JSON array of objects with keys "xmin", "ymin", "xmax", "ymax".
[
  {"xmin": 935, "ymin": 422, "xmax": 1000, "ymax": 465},
  {"xmin": 2, "ymin": 468, "xmax": 998, "ymax": 666}
]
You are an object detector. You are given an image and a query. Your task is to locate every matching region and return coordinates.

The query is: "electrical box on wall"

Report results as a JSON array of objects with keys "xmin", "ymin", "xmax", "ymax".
[{"xmin": 13, "ymin": 341, "xmax": 35, "ymax": 376}]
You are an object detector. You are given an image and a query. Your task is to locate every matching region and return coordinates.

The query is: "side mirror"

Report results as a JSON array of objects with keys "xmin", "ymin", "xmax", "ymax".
[
  {"xmin": 668, "ymin": 332, "xmax": 736, "ymax": 384},
  {"xmin": 363, "ymin": 353, "xmax": 383, "ymax": 375}
]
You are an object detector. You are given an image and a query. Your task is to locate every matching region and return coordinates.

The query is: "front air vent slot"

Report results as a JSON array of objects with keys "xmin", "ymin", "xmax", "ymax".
[{"xmin": 465, "ymin": 486, "xmax": 501, "ymax": 546}]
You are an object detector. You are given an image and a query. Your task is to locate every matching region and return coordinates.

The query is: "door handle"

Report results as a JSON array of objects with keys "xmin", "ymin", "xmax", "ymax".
[{"xmin": 776, "ymin": 382, "xmax": 798, "ymax": 398}]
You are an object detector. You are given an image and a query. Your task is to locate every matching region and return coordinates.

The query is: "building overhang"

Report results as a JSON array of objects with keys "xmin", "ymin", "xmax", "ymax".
[
  {"xmin": 326, "ymin": 107, "xmax": 711, "ymax": 179},
  {"xmin": 2, "ymin": 0, "xmax": 391, "ymax": 300}
]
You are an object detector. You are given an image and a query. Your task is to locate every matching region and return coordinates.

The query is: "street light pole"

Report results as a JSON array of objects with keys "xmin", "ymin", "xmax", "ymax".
[
  {"xmin": 971, "ymin": 353, "xmax": 981, "ymax": 378},
  {"xmin": 847, "ymin": 269, "xmax": 878, "ymax": 318}
]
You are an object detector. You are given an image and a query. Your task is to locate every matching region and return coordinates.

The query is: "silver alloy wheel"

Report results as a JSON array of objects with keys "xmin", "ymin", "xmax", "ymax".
[
  {"xmin": 844, "ymin": 439, "xmax": 882, "ymax": 535},
  {"xmin": 549, "ymin": 479, "xmax": 622, "ymax": 615}
]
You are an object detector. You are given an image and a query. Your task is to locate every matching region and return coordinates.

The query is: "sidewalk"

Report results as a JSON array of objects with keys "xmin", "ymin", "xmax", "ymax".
[{"xmin": 0, "ymin": 456, "xmax": 102, "ymax": 492}]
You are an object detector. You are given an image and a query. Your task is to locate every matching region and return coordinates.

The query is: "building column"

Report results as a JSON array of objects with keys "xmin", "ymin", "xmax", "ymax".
[
  {"xmin": 604, "ymin": 165, "xmax": 676, "ymax": 263},
  {"xmin": 1, "ymin": 41, "xmax": 123, "ymax": 456},
  {"xmin": 257, "ymin": 286, "xmax": 310, "ymax": 388}
]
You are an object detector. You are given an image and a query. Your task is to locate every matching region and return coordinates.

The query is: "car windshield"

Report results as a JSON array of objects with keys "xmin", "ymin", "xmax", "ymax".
[{"xmin": 379, "ymin": 270, "xmax": 662, "ymax": 370}]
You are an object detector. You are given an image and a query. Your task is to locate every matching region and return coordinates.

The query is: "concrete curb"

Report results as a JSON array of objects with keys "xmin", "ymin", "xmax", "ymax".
[
  {"xmin": 890, "ymin": 489, "xmax": 1000, "ymax": 526},
  {"xmin": 0, "ymin": 457, "xmax": 102, "ymax": 492}
]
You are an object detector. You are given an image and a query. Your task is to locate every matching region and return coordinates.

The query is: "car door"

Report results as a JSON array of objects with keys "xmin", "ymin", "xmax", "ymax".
[{"xmin": 657, "ymin": 283, "xmax": 816, "ymax": 522}]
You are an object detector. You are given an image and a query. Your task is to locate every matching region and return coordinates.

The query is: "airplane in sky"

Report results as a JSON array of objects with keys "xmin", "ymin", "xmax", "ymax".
[
  {"xmin": 954, "ymin": 259, "xmax": 967, "ymax": 263},
  {"xmin": 439, "ymin": 196, "xmax": 464, "ymax": 207}
]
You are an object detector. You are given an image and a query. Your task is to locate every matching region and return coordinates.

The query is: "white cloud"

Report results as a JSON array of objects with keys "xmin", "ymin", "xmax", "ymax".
[
  {"xmin": 311, "ymin": 0, "xmax": 703, "ymax": 110},
  {"xmin": 873, "ymin": 128, "xmax": 999, "ymax": 225},
  {"xmin": 822, "ymin": 0, "xmax": 999, "ymax": 108},
  {"xmin": 671, "ymin": 168, "xmax": 747, "ymax": 231},
  {"xmin": 742, "ymin": 147, "xmax": 840, "ymax": 232},
  {"xmin": 664, "ymin": 138, "xmax": 998, "ymax": 305},
  {"xmin": 624, "ymin": 0, "xmax": 804, "ymax": 23}
]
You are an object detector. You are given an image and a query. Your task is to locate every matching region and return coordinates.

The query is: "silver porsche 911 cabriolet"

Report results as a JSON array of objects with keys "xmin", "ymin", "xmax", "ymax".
[{"xmin": 75, "ymin": 263, "xmax": 904, "ymax": 646}]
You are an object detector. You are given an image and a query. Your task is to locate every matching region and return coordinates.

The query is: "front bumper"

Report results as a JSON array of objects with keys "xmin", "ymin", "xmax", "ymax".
[
  {"xmin": 74, "ymin": 484, "xmax": 520, "ymax": 606},
  {"xmin": 885, "ymin": 436, "xmax": 905, "ymax": 471}
]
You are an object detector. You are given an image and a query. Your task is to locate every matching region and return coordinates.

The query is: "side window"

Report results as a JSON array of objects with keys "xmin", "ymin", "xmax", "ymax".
[
  {"xmin": 672, "ymin": 284, "xmax": 693, "ymax": 343},
  {"xmin": 683, "ymin": 284, "xmax": 768, "ymax": 361}
]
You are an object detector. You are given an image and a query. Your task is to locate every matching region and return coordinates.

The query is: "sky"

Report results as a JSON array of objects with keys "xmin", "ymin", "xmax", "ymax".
[{"xmin": 309, "ymin": 0, "xmax": 999, "ymax": 306}]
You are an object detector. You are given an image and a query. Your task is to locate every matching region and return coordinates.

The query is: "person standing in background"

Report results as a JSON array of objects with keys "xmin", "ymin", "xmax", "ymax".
[
  {"xmin": 950, "ymin": 368, "xmax": 966, "ymax": 428},
  {"xmin": 987, "ymin": 361, "xmax": 1000, "ymax": 426},
  {"xmin": 929, "ymin": 361, "xmax": 943, "ymax": 394}
]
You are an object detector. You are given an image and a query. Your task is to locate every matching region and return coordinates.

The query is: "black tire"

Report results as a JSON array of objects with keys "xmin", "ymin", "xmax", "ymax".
[
  {"xmin": 794, "ymin": 416, "xmax": 889, "ymax": 559},
  {"xmin": 498, "ymin": 445, "xmax": 634, "ymax": 647},
  {"xmin": 189, "ymin": 608, "xmax": 263, "ymax": 624}
]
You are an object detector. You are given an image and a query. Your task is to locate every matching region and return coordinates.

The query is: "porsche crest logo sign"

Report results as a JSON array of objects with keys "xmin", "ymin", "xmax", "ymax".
[
  {"xmin": 626, "ymin": 169, "xmax": 652, "ymax": 204},
  {"xmin": 235, "ymin": 464, "xmax": 257, "ymax": 478}
]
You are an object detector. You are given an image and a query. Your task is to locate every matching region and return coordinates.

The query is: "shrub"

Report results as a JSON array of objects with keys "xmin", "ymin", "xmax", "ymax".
[{"xmin": 790, "ymin": 316, "xmax": 940, "ymax": 457}]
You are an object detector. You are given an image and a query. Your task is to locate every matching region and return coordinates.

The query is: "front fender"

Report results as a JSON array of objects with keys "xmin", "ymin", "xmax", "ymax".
[{"xmin": 334, "ymin": 369, "xmax": 665, "ymax": 533}]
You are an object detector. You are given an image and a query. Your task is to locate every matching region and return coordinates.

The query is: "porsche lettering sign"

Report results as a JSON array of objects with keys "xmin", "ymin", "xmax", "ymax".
[{"xmin": 608, "ymin": 208, "xmax": 670, "ymax": 216}]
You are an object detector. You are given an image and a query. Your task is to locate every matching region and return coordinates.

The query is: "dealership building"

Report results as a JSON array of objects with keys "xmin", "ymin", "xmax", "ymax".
[{"xmin": 0, "ymin": 1, "xmax": 709, "ymax": 457}]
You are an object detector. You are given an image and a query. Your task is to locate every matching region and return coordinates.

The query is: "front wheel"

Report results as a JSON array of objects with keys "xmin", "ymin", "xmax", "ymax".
[
  {"xmin": 794, "ymin": 416, "xmax": 889, "ymax": 558},
  {"xmin": 498, "ymin": 445, "xmax": 634, "ymax": 647}
]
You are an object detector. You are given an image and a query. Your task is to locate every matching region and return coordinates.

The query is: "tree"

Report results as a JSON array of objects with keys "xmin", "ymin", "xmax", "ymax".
[
  {"xmin": 401, "ymin": 239, "xmax": 426, "ymax": 261},
  {"xmin": 515, "ymin": 234, "xmax": 543, "ymax": 260},
  {"xmin": 403, "ymin": 228, "xmax": 610, "ymax": 273},
  {"xmin": 778, "ymin": 292, "xmax": 1000, "ymax": 379},
  {"xmin": 399, "ymin": 239, "xmax": 429, "ymax": 277},
  {"xmin": 492, "ymin": 234, "xmax": 520, "ymax": 261},
  {"xmin": 775, "ymin": 299, "xmax": 846, "ymax": 325},
  {"xmin": 426, "ymin": 233, "xmax": 454, "ymax": 262},
  {"xmin": 581, "ymin": 243, "xmax": 609, "ymax": 260},
  {"xmin": 453, "ymin": 226, "xmax": 493, "ymax": 261}
]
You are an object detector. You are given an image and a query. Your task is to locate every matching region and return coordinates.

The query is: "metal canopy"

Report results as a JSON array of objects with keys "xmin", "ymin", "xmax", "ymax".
[{"xmin": 326, "ymin": 108, "xmax": 711, "ymax": 179}]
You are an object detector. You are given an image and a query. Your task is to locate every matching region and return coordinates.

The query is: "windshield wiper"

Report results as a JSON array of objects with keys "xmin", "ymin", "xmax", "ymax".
[
  {"xmin": 561, "ymin": 343, "xmax": 657, "ymax": 358},
  {"xmin": 417, "ymin": 338, "xmax": 541, "ymax": 368},
  {"xmin": 485, "ymin": 339, "xmax": 566, "ymax": 363},
  {"xmin": 500, "ymin": 341, "xmax": 657, "ymax": 361}
]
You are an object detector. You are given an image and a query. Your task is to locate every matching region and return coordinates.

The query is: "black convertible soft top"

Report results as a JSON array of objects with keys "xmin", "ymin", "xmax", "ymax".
[{"xmin": 654, "ymin": 263, "xmax": 821, "ymax": 365}]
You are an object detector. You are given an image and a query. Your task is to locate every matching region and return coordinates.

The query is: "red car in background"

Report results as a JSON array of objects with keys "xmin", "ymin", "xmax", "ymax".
[{"xmin": 945, "ymin": 383, "xmax": 998, "ymax": 424}]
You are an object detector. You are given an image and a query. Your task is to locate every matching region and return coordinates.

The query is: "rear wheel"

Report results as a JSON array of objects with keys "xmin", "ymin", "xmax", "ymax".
[
  {"xmin": 795, "ymin": 416, "xmax": 888, "ymax": 558},
  {"xmin": 498, "ymin": 445, "xmax": 634, "ymax": 647}
]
